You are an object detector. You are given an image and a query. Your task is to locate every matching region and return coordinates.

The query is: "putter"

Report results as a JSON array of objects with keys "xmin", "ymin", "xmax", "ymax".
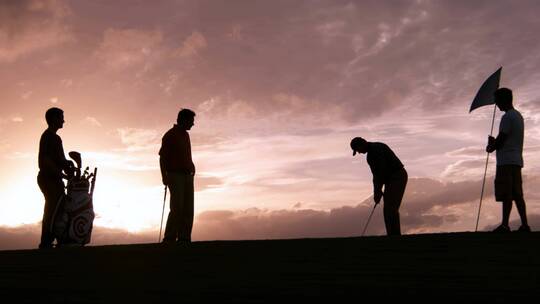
[
  {"xmin": 159, "ymin": 186, "xmax": 167, "ymax": 243},
  {"xmin": 362, "ymin": 204, "xmax": 378, "ymax": 236}
]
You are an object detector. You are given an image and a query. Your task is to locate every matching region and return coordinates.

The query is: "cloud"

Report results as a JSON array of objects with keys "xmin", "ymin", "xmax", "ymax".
[
  {"xmin": 190, "ymin": 177, "xmax": 475, "ymax": 240},
  {"xmin": 117, "ymin": 128, "xmax": 160, "ymax": 152},
  {"xmin": 162, "ymin": 0, "xmax": 540, "ymax": 124},
  {"xmin": 95, "ymin": 28, "xmax": 163, "ymax": 70},
  {"xmin": 0, "ymin": 224, "xmax": 154, "ymax": 250},
  {"xmin": 60, "ymin": 78, "xmax": 73, "ymax": 88},
  {"xmin": 175, "ymin": 31, "xmax": 207, "ymax": 58},
  {"xmin": 194, "ymin": 174, "xmax": 540, "ymax": 239},
  {"xmin": 0, "ymin": 0, "xmax": 73, "ymax": 63},
  {"xmin": 84, "ymin": 151, "xmax": 157, "ymax": 172},
  {"xmin": 4, "ymin": 151, "xmax": 35, "ymax": 160},
  {"xmin": 195, "ymin": 175, "xmax": 224, "ymax": 192},
  {"xmin": 2, "ymin": 174, "xmax": 540, "ymax": 250},
  {"xmin": 21, "ymin": 91, "xmax": 32, "ymax": 99},
  {"xmin": 84, "ymin": 116, "xmax": 102, "ymax": 127}
]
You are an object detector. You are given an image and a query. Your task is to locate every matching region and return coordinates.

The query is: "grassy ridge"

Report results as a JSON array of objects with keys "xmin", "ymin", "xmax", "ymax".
[{"xmin": 0, "ymin": 232, "xmax": 539, "ymax": 302}]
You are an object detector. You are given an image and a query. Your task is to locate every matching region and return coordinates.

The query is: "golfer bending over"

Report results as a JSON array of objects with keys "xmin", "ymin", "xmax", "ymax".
[{"xmin": 351, "ymin": 137, "xmax": 407, "ymax": 236}]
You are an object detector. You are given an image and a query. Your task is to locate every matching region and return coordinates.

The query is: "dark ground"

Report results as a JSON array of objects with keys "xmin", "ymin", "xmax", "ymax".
[{"xmin": 0, "ymin": 232, "xmax": 539, "ymax": 303}]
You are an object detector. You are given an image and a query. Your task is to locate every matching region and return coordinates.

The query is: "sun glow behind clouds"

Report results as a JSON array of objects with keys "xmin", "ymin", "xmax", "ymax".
[
  {"xmin": 2, "ymin": 0, "xmax": 540, "ymax": 243},
  {"xmin": 0, "ymin": 175, "xmax": 43, "ymax": 227}
]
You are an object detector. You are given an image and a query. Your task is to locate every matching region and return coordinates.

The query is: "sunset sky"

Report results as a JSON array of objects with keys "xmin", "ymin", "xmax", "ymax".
[{"xmin": 2, "ymin": 0, "xmax": 540, "ymax": 249}]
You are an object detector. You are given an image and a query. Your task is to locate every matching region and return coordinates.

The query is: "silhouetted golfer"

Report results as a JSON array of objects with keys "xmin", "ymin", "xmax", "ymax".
[
  {"xmin": 37, "ymin": 107, "xmax": 72, "ymax": 249},
  {"xmin": 159, "ymin": 109, "xmax": 196, "ymax": 245},
  {"xmin": 486, "ymin": 88, "xmax": 530, "ymax": 232},
  {"xmin": 351, "ymin": 137, "xmax": 407, "ymax": 236}
]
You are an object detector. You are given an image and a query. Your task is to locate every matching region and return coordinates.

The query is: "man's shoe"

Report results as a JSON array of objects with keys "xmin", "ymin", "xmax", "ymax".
[
  {"xmin": 517, "ymin": 225, "xmax": 531, "ymax": 232},
  {"xmin": 38, "ymin": 243, "xmax": 54, "ymax": 249},
  {"xmin": 177, "ymin": 238, "xmax": 191, "ymax": 245},
  {"xmin": 161, "ymin": 239, "xmax": 176, "ymax": 246},
  {"xmin": 492, "ymin": 225, "xmax": 511, "ymax": 233}
]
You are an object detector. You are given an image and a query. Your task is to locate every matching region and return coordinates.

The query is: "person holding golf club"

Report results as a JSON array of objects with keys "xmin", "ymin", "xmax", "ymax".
[
  {"xmin": 486, "ymin": 88, "xmax": 530, "ymax": 233},
  {"xmin": 159, "ymin": 108, "xmax": 196, "ymax": 245},
  {"xmin": 351, "ymin": 137, "xmax": 407, "ymax": 236},
  {"xmin": 37, "ymin": 107, "xmax": 73, "ymax": 249}
]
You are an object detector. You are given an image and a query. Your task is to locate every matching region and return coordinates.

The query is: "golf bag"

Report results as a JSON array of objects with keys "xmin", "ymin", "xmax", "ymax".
[{"xmin": 52, "ymin": 151, "xmax": 97, "ymax": 246}]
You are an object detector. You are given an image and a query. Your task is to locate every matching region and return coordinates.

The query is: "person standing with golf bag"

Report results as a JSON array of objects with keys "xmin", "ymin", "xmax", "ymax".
[
  {"xmin": 351, "ymin": 137, "xmax": 407, "ymax": 236},
  {"xmin": 159, "ymin": 109, "xmax": 196, "ymax": 245},
  {"xmin": 37, "ymin": 107, "xmax": 73, "ymax": 249}
]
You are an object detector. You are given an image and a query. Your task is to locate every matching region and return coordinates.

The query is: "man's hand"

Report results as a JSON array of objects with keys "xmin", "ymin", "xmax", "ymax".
[
  {"xmin": 190, "ymin": 163, "xmax": 196, "ymax": 176},
  {"xmin": 486, "ymin": 135, "xmax": 496, "ymax": 153},
  {"xmin": 374, "ymin": 190, "xmax": 383, "ymax": 204}
]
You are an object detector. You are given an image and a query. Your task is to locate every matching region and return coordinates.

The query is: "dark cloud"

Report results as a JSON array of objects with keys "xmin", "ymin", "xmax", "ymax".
[
  {"xmin": 2, "ymin": 175, "xmax": 540, "ymax": 250},
  {"xmin": 3, "ymin": 0, "xmax": 540, "ymax": 128},
  {"xmin": 193, "ymin": 175, "xmax": 540, "ymax": 240},
  {"xmin": 195, "ymin": 175, "xmax": 224, "ymax": 191},
  {"xmin": 0, "ymin": 224, "xmax": 153, "ymax": 250},
  {"xmin": 153, "ymin": 0, "xmax": 540, "ymax": 122},
  {"xmin": 0, "ymin": 0, "xmax": 72, "ymax": 62}
]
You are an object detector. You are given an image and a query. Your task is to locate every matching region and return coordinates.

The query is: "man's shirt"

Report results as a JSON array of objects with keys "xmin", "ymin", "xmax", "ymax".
[
  {"xmin": 366, "ymin": 142, "xmax": 404, "ymax": 185},
  {"xmin": 38, "ymin": 129, "xmax": 68, "ymax": 179},
  {"xmin": 159, "ymin": 125, "xmax": 194, "ymax": 173},
  {"xmin": 497, "ymin": 108, "xmax": 524, "ymax": 167}
]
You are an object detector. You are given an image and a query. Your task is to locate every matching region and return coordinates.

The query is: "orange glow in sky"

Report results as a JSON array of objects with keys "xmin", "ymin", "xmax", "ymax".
[{"xmin": 2, "ymin": 1, "xmax": 540, "ymax": 249}]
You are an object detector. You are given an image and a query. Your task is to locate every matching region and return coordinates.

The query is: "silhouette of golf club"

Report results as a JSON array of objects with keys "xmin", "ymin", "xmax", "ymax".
[{"xmin": 69, "ymin": 151, "xmax": 82, "ymax": 178}]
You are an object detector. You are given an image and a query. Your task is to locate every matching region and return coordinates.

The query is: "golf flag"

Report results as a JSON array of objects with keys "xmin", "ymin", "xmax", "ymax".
[{"xmin": 469, "ymin": 67, "xmax": 502, "ymax": 113}]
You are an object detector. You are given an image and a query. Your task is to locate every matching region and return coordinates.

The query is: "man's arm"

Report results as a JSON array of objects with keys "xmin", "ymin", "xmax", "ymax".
[
  {"xmin": 368, "ymin": 154, "xmax": 386, "ymax": 204},
  {"xmin": 190, "ymin": 162, "xmax": 196, "ymax": 176},
  {"xmin": 159, "ymin": 133, "xmax": 171, "ymax": 185},
  {"xmin": 39, "ymin": 135, "xmax": 69, "ymax": 178},
  {"xmin": 373, "ymin": 178, "xmax": 384, "ymax": 204},
  {"xmin": 58, "ymin": 144, "xmax": 74, "ymax": 178},
  {"xmin": 160, "ymin": 157, "xmax": 168, "ymax": 186},
  {"xmin": 41, "ymin": 155, "xmax": 63, "ymax": 177},
  {"xmin": 486, "ymin": 132, "xmax": 508, "ymax": 153}
]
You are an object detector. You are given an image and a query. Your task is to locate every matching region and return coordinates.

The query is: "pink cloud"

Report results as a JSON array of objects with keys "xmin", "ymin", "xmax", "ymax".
[
  {"xmin": 95, "ymin": 28, "xmax": 163, "ymax": 70},
  {"xmin": 0, "ymin": 0, "xmax": 73, "ymax": 62}
]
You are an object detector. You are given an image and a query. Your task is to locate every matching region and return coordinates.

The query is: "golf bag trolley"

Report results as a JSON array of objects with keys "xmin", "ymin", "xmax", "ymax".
[{"xmin": 51, "ymin": 151, "xmax": 97, "ymax": 246}]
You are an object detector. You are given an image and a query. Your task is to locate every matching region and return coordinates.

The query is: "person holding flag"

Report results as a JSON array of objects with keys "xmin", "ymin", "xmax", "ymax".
[{"xmin": 486, "ymin": 88, "xmax": 530, "ymax": 233}]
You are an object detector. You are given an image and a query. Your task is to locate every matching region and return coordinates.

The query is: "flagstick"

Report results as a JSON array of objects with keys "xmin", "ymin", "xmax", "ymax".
[{"xmin": 475, "ymin": 104, "xmax": 497, "ymax": 232}]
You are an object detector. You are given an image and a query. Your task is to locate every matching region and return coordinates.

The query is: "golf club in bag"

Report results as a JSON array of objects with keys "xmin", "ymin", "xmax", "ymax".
[{"xmin": 51, "ymin": 151, "xmax": 97, "ymax": 246}]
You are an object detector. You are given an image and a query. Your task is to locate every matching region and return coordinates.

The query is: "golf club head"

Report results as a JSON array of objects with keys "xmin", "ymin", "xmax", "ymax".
[{"xmin": 68, "ymin": 151, "xmax": 82, "ymax": 169}]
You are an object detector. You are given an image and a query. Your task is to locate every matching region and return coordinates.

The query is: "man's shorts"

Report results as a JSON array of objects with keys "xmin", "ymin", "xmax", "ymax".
[{"xmin": 495, "ymin": 165, "xmax": 523, "ymax": 202}]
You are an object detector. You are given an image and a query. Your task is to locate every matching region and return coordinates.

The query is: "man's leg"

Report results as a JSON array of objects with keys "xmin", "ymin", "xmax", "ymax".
[
  {"xmin": 38, "ymin": 176, "xmax": 64, "ymax": 248},
  {"xmin": 501, "ymin": 200, "xmax": 512, "ymax": 227},
  {"xmin": 383, "ymin": 169, "xmax": 407, "ymax": 236},
  {"xmin": 163, "ymin": 173, "xmax": 183, "ymax": 242},
  {"xmin": 494, "ymin": 166, "xmax": 512, "ymax": 231},
  {"xmin": 178, "ymin": 174, "xmax": 194, "ymax": 243},
  {"xmin": 514, "ymin": 198, "xmax": 528, "ymax": 227},
  {"xmin": 382, "ymin": 205, "xmax": 399, "ymax": 236},
  {"xmin": 512, "ymin": 166, "xmax": 529, "ymax": 228}
]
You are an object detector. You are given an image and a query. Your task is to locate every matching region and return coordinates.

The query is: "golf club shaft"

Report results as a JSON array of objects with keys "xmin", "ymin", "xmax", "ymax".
[
  {"xmin": 362, "ymin": 204, "xmax": 378, "ymax": 236},
  {"xmin": 159, "ymin": 186, "xmax": 167, "ymax": 242}
]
